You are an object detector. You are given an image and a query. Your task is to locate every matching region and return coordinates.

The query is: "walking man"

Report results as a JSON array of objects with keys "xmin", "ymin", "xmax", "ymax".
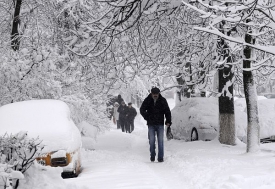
[
  {"xmin": 126, "ymin": 102, "xmax": 137, "ymax": 133},
  {"xmin": 117, "ymin": 101, "xmax": 128, "ymax": 132},
  {"xmin": 140, "ymin": 87, "xmax": 171, "ymax": 162}
]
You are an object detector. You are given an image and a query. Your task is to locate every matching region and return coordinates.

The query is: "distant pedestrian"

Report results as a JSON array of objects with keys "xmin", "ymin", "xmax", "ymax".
[
  {"xmin": 117, "ymin": 101, "xmax": 128, "ymax": 132},
  {"xmin": 126, "ymin": 102, "xmax": 137, "ymax": 133},
  {"xmin": 140, "ymin": 87, "xmax": 172, "ymax": 163},
  {"xmin": 117, "ymin": 95, "xmax": 124, "ymax": 105},
  {"xmin": 113, "ymin": 102, "xmax": 120, "ymax": 129}
]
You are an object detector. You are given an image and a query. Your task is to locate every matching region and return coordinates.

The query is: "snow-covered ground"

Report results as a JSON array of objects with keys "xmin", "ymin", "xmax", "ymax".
[{"xmin": 17, "ymin": 98, "xmax": 275, "ymax": 189}]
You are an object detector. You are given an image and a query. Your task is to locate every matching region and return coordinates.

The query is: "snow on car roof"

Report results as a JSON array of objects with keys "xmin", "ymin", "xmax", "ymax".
[
  {"xmin": 0, "ymin": 99, "xmax": 81, "ymax": 153},
  {"xmin": 173, "ymin": 97, "xmax": 219, "ymax": 126}
]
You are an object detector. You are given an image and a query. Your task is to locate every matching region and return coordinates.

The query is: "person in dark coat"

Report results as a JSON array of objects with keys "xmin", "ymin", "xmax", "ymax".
[
  {"xmin": 117, "ymin": 101, "xmax": 128, "ymax": 132},
  {"xmin": 126, "ymin": 102, "xmax": 137, "ymax": 133},
  {"xmin": 116, "ymin": 95, "xmax": 124, "ymax": 105},
  {"xmin": 140, "ymin": 87, "xmax": 171, "ymax": 162}
]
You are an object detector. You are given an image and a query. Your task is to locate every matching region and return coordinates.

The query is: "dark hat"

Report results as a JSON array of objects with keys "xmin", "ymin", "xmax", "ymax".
[
  {"xmin": 128, "ymin": 102, "xmax": 132, "ymax": 105},
  {"xmin": 151, "ymin": 87, "xmax": 160, "ymax": 94}
]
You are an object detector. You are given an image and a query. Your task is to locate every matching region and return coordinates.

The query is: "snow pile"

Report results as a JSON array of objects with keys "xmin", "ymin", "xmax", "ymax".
[
  {"xmin": 78, "ymin": 121, "xmax": 99, "ymax": 150},
  {"xmin": 78, "ymin": 121, "xmax": 98, "ymax": 139},
  {"xmin": 18, "ymin": 162, "xmax": 76, "ymax": 189}
]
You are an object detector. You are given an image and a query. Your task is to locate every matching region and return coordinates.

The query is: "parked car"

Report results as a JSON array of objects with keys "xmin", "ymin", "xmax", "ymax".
[
  {"xmin": 263, "ymin": 93, "xmax": 275, "ymax": 99},
  {"xmin": 0, "ymin": 99, "xmax": 82, "ymax": 177},
  {"xmin": 171, "ymin": 97, "xmax": 275, "ymax": 143}
]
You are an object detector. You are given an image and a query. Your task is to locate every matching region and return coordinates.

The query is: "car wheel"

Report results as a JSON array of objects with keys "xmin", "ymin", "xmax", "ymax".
[{"xmin": 191, "ymin": 128, "xmax": 198, "ymax": 141}]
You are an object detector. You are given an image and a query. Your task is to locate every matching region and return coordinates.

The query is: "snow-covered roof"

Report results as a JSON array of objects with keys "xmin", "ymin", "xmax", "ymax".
[{"xmin": 0, "ymin": 99, "xmax": 82, "ymax": 153}]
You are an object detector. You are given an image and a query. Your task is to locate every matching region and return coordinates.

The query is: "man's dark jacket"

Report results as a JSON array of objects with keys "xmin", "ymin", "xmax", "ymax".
[
  {"xmin": 127, "ymin": 107, "xmax": 137, "ymax": 121},
  {"xmin": 140, "ymin": 94, "xmax": 171, "ymax": 126},
  {"xmin": 117, "ymin": 105, "xmax": 128, "ymax": 121}
]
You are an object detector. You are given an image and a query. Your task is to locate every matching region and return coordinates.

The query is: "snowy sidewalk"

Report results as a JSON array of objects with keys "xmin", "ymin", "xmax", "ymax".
[
  {"xmin": 66, "ymin": 128, "xmax": 188, "ymax": 189},
  {"xmin": 64, "ymin": 115, "xmax": 275, "ymax": 189}
]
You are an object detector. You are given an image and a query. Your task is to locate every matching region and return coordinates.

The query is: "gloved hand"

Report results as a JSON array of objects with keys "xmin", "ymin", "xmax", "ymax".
[{"xmin": 165, "ymin": 121, "xmax": 172, "ymax": 127}]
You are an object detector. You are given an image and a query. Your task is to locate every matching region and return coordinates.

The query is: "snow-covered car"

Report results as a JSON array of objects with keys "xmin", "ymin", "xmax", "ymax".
[
  {"xmin": 171, "ymin": 97, "xmax": 275, "ymax": 143},
  {"xmin": 0, "ymin": 99, "xmax": 82, "ymax": 177},
  {"xmin": 263, "ymin": 93, "xmax": 275, "ymax": 99}
]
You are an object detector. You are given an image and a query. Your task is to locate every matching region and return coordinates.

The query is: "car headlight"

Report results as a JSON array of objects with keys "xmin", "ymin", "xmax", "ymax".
[{"xmin": 37, "ymin": 159, "xmax": 46, "ymax": 166}]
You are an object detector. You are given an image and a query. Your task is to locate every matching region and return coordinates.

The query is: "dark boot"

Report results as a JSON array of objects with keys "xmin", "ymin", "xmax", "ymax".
[{"xmin": 158, "ymin": 158, "xmax": 164, "ymax": 162}]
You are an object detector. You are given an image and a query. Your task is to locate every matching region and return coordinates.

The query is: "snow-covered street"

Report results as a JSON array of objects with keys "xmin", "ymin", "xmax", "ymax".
[{"xmin": 63, "ymin": 113, "xmax": 275, "ymax": 189}]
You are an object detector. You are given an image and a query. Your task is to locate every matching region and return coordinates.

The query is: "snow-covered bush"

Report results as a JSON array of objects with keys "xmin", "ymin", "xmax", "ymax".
[
  {"xmin": 61, "ymin": 94, "xmax": 111, "ymax": 136},
  {"xmin": 78, "ymin": 121, "xmax": 99, "ymax": 150},
  {"xmin": 17, "ymin": 161, "xmax": 65, "ymax": 189},
  {"xmin": 0, "ymin": 132, "xmax": 44, "ymax": 189}
]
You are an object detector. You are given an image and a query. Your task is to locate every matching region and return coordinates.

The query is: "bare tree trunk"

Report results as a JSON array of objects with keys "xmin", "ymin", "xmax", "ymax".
[
  {"xmin": 217, "ymin": 35, "xmax": 236, "ymax": 145},
  {"xmin": 219, "ymin": 113, "xmax": 235, "ymax": 144},
  {"xmin": 218, "ymin": 63, "xmax": 236, "ymax": 145},
  {"xmin": 11, "ymin": 0, "xmax": 22, "ymax": 51},
  {"xmin": 243, "ymin": 20, "xmax": 260, "ymax": 153}
]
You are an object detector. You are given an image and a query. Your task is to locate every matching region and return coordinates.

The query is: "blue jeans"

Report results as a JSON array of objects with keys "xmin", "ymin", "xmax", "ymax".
[{"xmin": 148, "ymin": 125, "xmax": 164, "ymax": 160}]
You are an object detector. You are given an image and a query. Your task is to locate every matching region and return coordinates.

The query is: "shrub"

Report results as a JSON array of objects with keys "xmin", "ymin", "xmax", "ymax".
[{"xmin": 0, "ymin": 131, "xmax": 44, "ymax": 189}]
